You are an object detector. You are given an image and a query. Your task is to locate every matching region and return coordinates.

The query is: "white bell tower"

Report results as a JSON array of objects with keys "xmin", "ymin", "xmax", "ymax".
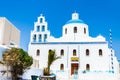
[{"xmin": 30, "ymin": 14, "xmax": 50, "ymax": 43}]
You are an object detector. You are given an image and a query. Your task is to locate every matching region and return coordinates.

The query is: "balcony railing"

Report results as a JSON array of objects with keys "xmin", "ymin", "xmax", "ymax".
[{"xmin": 71, "ymin": 57, "xmax": 79, "ymax": 61}]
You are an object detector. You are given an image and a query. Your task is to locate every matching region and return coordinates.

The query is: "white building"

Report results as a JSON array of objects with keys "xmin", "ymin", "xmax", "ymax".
[
  {"xmin": 28, "ymin": 12, "xmax": 120, "ymax": 80},
  {"xmin": 0, "ymin": 17, "xmax": 20, "ymax": 47},
  {"xmin": 0, "ymin": 17, "xmax": 20, "ymax": 79},
  {"xmin": 0, "ymin": 17, "xmax": 20, "ymax": 59}
]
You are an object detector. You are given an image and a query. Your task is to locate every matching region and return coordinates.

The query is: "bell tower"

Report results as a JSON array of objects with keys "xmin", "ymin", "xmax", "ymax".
[{"xmin": 30, "ymin": 14, "xmax": 50, "ymax": 43}]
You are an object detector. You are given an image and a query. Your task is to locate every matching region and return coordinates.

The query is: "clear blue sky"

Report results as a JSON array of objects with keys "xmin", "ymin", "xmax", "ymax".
[{"xmin": 0, "ymin": 0, "xmax": 120, "ymax": 58}]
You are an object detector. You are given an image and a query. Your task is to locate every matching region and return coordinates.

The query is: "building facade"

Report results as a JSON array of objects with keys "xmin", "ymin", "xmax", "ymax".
[
  {"xmin": 28, "ymin": 12, "xmax": 120, "ymax": 80},
  {"xmin": 0, "ymin": 17, "xmax": 20, "ymax": 79},
  {"xmin": 0, "ymin": 17, "xmax": 20, "ymax": 47}
]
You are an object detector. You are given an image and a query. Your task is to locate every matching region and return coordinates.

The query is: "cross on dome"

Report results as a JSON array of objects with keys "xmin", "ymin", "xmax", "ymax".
[
  {"xmin": 40, "ymin": 14, "xmax": 43, "ymax": 16},
  {"xmin": 72, "ymin": 12, "xmax": 79, "ymax": 20}
]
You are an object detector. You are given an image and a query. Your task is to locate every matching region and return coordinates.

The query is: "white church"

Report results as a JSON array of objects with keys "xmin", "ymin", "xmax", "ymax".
[{"xmin": 28, "ymin": 12, "xmax": 120, "ymax": 80}]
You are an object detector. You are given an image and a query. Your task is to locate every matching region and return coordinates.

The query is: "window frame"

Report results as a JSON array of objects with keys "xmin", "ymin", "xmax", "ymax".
[
  {"xmin": 40, "ymin": 18, "xmax": 43, "ymax": 23},
  {"xmin": 65, "ymin": 28, "xmax": 67, "ymax": 34},
  {"xmin": 33, "ymin": 34, "xmax": 36, "ymax": 42},
  {"xmin": 38, "ymin": 34, "xmax": 42, "ymax": 42},
  {"xmin": 84, "ymin": 28, "xmax": 86, "ymax": 34},
  {"xmin": 61, "ymin": 49, "xmax": 64, "ymax": 56},
  {"xmin": 37, "ymin": 26, "xmax": 40, "ymax": 31},
  {"xmin": 86, "ymin": 49, "xmax": 89, "ymax": 56},
  {"xmin": 86, "ymin": 64, "xmax": 90, "ymax": 71},
  {"xmin": 74, "ymin": 27, "xmax": 77, "ymax": 33},
  {"xmin": 73, "ymin": 49, "xmax": 77, "ymax": 56},
  {"xmin": 42, "ymin": 25, "xmax": 45, "ymax": 31},
  {"xmin": 99, "ymin": 49, "xmax": 103, "ymax": 56},
  {"xmin": 60, "ymin": 64, "xmax": 64, "ymax": 70},
  {"xmin": 36, "ymin": 49, "xmax": 40, "ymax": 56}
]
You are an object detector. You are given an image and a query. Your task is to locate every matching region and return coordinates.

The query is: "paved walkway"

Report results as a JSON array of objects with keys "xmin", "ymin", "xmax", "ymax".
[{"xmin": 57, "ymin": 75, "xmax": 79, "ymax": 80}]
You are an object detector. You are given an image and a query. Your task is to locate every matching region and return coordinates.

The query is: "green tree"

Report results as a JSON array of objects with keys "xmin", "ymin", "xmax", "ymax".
[
  {"xmin": 2, "ymin": 48, "xmax": 33, "ymax": 80},
  {"xmin": 44, "ymin": 50, "xmax": 60, "ymax": 75}
]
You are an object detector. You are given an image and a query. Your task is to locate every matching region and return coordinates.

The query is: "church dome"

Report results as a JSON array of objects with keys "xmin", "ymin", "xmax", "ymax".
[
  {"xmin": 66, "ymin": 12, "xmax": 85, "ymax": 24},
  {"xmin": 66, "ymin": 19, "xmax": 84, "ymax": 24}
]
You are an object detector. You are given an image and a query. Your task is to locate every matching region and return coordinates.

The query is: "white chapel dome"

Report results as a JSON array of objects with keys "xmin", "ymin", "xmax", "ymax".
[{"xmin": 66, "ymin": 12, "xmax": 85, "ymax": 24}]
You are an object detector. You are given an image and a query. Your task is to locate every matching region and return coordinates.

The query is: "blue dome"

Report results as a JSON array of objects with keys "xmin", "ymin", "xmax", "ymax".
[{"xmin": 66, "ymin": 19, "xmax": 85, "ymax": 24}]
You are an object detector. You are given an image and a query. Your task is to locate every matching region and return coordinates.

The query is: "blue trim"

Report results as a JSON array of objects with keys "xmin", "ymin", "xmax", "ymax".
[
  {"xmin": 66, "ymin": 19, "xmax": 85, "ymax": 24},
  {"xmin": 31, "ymin": 42, "xmax": 107, "ymax": 44},
  {"xmin": 81, "ymin": 70, "xmax": 114, "ymax": 74}
]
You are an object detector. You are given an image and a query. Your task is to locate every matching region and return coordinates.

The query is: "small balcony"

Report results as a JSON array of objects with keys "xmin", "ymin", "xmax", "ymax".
[{"xmin": 71, "ymin": 57, "xmax": 79, "ymax": 61}]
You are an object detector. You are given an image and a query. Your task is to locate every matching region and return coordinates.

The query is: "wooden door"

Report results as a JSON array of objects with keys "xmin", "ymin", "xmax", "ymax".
[{"xmin": 71, "ymin": 63, "xmax": 78, "ymax": 75}]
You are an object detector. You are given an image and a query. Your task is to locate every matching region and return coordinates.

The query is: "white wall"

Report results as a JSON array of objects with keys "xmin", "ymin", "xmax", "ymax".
[
  {"xmin": 0, "ymin": 17, "xmax": 20, "ymax": 47},
  {"xmin": 28, "ymin": 12, "xmax": 120, "ymax": 80}
]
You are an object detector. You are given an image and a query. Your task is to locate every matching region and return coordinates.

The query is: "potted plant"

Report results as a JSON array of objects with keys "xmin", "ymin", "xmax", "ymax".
[{"xmin": 42, "ymin": 50, "xmax": 60, "ymax": 79}]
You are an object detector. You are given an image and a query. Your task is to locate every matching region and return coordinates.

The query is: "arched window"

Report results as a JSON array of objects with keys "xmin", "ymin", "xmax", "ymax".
[
  {"xmin": 42, "ymin": 25, "xmax": 45, "ymax": 31},
  {"xmin": 44, "ymin": 34, "xmax": 47, "ymax": 42},
  {"xmin": 40, "ymin": 18, "xmax": 43, "ymax": 23},
  {"xmin": 74, "ymin": 27, "xmax": 77, "ymax": 33},
  {"xmin": 33, "ymin": 34, "xmax": 36, "ymax": 42},
  {"xmin": 73, "ymin": 49, "xmax": 76, "ymax": 56},
  {"xmin": 37, "ymin": 26, "xmax": 40, "ymax": 31},
  {"xmin": 36, "ymin": 49, "xmax": 40, "ymax": 56},
  {"xmin": 86, "ymin": 64, "xmax": 90, "ymax": 70},
  {"xmin": 61, "ymin": 49, "xmax": 64, "ymax": 56},
  {"xmin": 65, "ymin": 28, "xmax": 67, "ymax": 34},
  {"xmin": 84, "ymin": 28, "xmax": 86, "ymax": 34},
  {"xmin": 99, "ymin": 49, "xmax": 102, "ymax": 56},
  {"xmin": 86, "ymin": 49, "xmax": 89, "ymax": 56},
  {"xmin": 38, "ymin": 34, "xmax": 42, "ymax": 42},
  {"xmin": 60, "ymin": 64, "xmax": 64, "ymax": 70}
]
